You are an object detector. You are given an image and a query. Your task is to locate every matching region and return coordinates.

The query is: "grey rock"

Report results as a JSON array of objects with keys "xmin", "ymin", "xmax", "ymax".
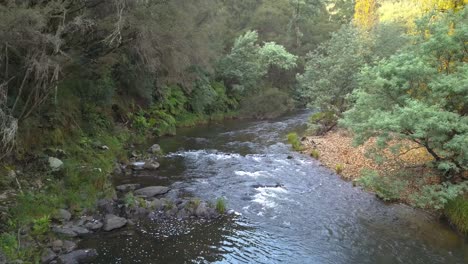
[
  {"xmin": 115, "ymin": 184, "xmax": 141, "ymax": 193},
  {"xmin": 70, "ymin": 226, "xmax": 90, "ymax": 236},
  {"xmin": 176, "ymin": 209, "xmax": 189, "ymax": 219},
  {"xmin": 96, "ymin": 199, "xmax": 116, "ymax": 214},
  {"xmin": 84, "ymin": 220, "xmax": 103, "ymax": 231},
  {"xmin": 52, "ymin": 227, "xmax": 77, "ymax": 238},
  {"xmin": 48, "ymin": 157, "xmax": 64, "ymax": 171},
  {"xmin": 165, "ymin": 206, "xmax": 178, "ymax": 217},
  {"xmin": 62, "ymin": 240, "xmax": 77, "ymax": 253},
  {"xmin": 150, "ymin": 199, "xmax": 164, "ymax": 211},
  {"xmin": 51, "ymin": 240, "xmax": 63, "ymax": 253},
  {"xmin": 53, "ymin": 209, "xmax": 71, "ymax": 222},
  {"xmin": 134, "ymin": 186, "xmax": 170, "ymax": 198},
  {"xmin": 147, "ymin": 144, "xmax": 162, "ymax": 154},
  {"xmin": 41, "ymin": 248, "xmax": 56, "ymax": 264},
  {"xmin": 103, "ymin": 214, "xmax": 127, "ymax": 231},
  {"xmin": 195, "ymin": 203, "xmax": 210, "ymax": 218},
  {"xmin": 143, "ymin": 161, "xmax": 160, "ymax": 170},
  {"xmin": 57, "ymin": 249, "xmax": 97, "ymax": 264}
]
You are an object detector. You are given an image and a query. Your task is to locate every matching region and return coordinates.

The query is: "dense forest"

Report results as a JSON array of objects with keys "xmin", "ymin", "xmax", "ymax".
[{"xmin": 0, "ymin": 0, "xmax": 467, "ymax": 262}]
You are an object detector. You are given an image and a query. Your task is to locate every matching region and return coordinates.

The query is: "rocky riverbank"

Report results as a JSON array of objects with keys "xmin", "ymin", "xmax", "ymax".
[{"xmin": 20, "ymin": 144, "xmax": 229, "ymax": 264}]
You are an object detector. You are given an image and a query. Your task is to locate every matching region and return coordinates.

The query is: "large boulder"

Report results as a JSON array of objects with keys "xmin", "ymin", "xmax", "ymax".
[
  {"xmin": 57, "ymin": 249, "xmax": 97, "ymax": 264},
  {"xmin": 48, "ymin": 157, "xmax": 64, "ymax": 172},
  {"xmin": 103, "ymin": 214, "xmax": 127, "ymax": 231},
  {"xmin": 134, "ymin": 186, "xmax": 170, "ymax": 198}
]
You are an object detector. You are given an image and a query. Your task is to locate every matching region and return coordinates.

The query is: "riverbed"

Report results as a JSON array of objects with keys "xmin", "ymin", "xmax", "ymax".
[{"xmin": 80, "ymin": 111, "xmax": 468, "ymax": 263}]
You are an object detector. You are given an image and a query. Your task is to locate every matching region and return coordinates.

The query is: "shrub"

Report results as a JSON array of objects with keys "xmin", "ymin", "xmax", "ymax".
[
  {"xmin": 410, "ymin": 182, "xmax": 468, "ymax": 210},
  {"xmin": 287, "ymin": 132, "xmax": 303, "ymax": 151},
  {"xmin": 357, "ymin": 169, "xmax": 408, "ymax": 201},
  {"xmin": 310, "ymin": 149, "xmax": 320, "ymax": 159},
  {"xmin": 445, "ymin": 196, "xmax": 468, "ymax": 233},
  {"xmin": 31, "ymin": 215, "xmax": 50, "ymax": 236},
  {"xmin": 215, "ymin": 197, "xmax": 226, "ymax": 214},
  {"xmin": 335, "ymin": 164, "xmax": 344, "ymax": 174},
  {"xmin": 123, "ymin": 193, "xmax": 137, "ymax": 208}
]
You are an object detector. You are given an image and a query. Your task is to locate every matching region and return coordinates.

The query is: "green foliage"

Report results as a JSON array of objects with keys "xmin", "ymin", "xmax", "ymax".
[
  {"xmin": 410, "ymin": 182, "xmax": 468, "ymax": 210},
  {"xmin": 31, "ymin": 215, "xmax": 50, "ymax": 236},
  {"xmin": 240, "ymin": 88, "xmax": 294, "ymax": 119},
  {"xmin": 215, "ymin": 197, "xmax": 227, "ymax": 214},
  {"xmin": 297, "ymin": 24, "xmax": 371, "ymax": 115},
  {"xmin": 445, "ymin": 196, "xmax": 468, "ymax": 233},
  {"xmin": 308, "ymin": 111, "xmax": 338, "ymax": 135},
  {"xmin": 310, "ymin": 149, "xmax": 320, "ymax": 159},
  {"xmin": 123, "ymin": 193, "xmax": 137, "ymax": 208},
  {"xmin": 342, "ymin": 9, "xmax": 468, "ymax": 177},
  {"xmin": 218, "ymin": 30, "xmax": 297, "ymax": 93},
  {"xmin": 287, "ymin": 132, "xmax": 304, "ymax": 151},
  {"xmin": 357, "ymin": 170, "xmax": 409, "ymax": 201}
]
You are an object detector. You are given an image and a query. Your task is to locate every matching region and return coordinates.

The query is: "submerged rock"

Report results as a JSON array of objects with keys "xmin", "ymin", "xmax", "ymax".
[
  {"xmin": 57, "ymin": 249, "xmax": 97, "ymax": 264},
  {"xmin": 103, "ymin": 214, "xmax": 127, "ymax": 231},
  {"xmin": 134, "ymin": 186, "xmax": 170, "ymax": 198}
]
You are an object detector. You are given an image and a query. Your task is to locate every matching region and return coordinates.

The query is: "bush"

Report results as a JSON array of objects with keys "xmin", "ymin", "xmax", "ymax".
[
  {"xmin": 357, "ymin": 169, "xmax": 408, "ymax": 201},
  {"xmin": 410, "ymin": 182, "xmax": 468, "ymax": 210},
  {"xmin": 240, "ymin": 88, "xmax": 294, "ymax": 119},
  {"xmin": 215, "ymin": 197, "xmax": 226, "ymax": 214},
  {"xmin": 287, "ymin": 132, "xmax": 303, "ymax": 151},
  {"xmin": 31, "ymin": 215, "xmax": 50, "ymax": 236},
  {"xmin": 445, "ymin": 196, "xmax": 468, "ymax": 233},
  {"xmin": 310, "ymin": 149, "xmax": 320, "ymax": 159},
  {"xmin": 335, "ymin": 164, "xmax": 344, "ymax": 174}
]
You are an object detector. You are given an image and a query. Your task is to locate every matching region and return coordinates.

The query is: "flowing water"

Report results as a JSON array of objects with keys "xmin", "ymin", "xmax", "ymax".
[{"xmin": 80, "ymin": 111, "xmax": 468, "ymax": 263}]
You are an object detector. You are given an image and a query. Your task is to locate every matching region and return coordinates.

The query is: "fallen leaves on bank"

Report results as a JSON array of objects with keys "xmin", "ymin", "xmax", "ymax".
[{"xmin": 301, "ymin": 129, "xmax": 434, "ymax": 181}]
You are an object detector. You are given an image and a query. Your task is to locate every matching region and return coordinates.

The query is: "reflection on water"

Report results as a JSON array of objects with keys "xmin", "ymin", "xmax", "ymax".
[{"xmin": 80, "ymin": 111, "xmax": 468, "ymax": 264}]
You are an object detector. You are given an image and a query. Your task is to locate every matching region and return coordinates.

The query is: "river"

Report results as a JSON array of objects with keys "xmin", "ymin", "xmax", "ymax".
[{"xmin": 80, "ymin": 111, "xmax": 468, "ymax": 263}]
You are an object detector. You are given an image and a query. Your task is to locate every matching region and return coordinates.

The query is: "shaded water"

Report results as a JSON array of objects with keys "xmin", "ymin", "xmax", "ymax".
[{"xmin": 80, "ymin": 111, "xmax": 468, "ymax": 263}]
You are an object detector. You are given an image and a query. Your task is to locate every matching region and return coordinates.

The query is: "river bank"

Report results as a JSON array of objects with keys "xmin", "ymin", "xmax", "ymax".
[
  {"xmin": 301, "ymin": 128, "xmax": 468, "ymax": 235},
  {"xmin": 0, "ymin": 112, "xmax": 238, "ymax": 263}
]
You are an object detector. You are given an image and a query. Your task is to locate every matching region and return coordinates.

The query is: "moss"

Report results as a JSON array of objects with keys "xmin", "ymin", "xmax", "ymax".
[{"xmin": 445, "ymin": 196, "xmax": 468, "ymax": 234}]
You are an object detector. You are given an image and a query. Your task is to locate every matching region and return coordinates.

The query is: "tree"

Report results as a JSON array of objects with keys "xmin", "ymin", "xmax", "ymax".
[
  {"xmin": 217, "ymin": 31, "xmax": 297, "ymax": 93},
  {"xmin": 341, "ymin": 9, "xmax": 468, "ymax": 178},
  {"xmin": 354, "ymin": 0, "xmax": 378, "ymax": 31},
  {"xmin": 297, "ymin": 24, "xmax": 370, "ymax": 133}
]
